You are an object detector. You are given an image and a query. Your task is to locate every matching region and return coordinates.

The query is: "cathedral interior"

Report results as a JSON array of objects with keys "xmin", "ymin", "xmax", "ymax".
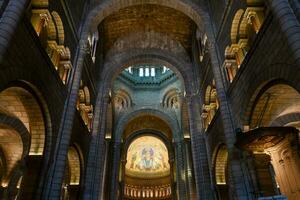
[{"xmin": 0, "ymin": 0, "xmax": 300, "ymax": 199}]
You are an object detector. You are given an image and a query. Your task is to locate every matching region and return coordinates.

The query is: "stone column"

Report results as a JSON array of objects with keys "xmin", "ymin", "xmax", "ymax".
[
  {"xmin": 184, "ymin": 138, "xmax": 197, "ymax": 199},
  {"xmin": 0, "ymin": 0, "xmax": 29, "ymax": 62},
  {"xmin": 186, "ymin": 95, "xmax": 215, "ymax": 200},
  {"xmin": 110, "ymin": 141, "xmax": 122, "ymax": 200},
  {"xmin": 120, "ymin": 158, "xmax": 126, "ymax": 200},
  {"xmin": 267, "ymin": 0, "xmax": 300, "ymax": 66},
  {"xmin": 169, "ymin": 157, "xmax": 176, "ymax": 200},
  {"xmin": 251, "ymin": 153, "xmax": 278, "ymax": 196},
  {"xmin": 42, "ymin": 40, "xmax": 89, "ymax": 199},
  {"xmin": 266, "ymin": 134, "xmax": 300, "ymax": 199},
  {"xmin": 207, "ymin": 38, "xmax": 252, "ymax": 199},
  {"xmin": 82, "ymin": 85, "xmax": 110, "ymax": 200},
  {"xmin": 100, "ymin": 139, "xmax": 110, "ymax": 200},
  {"xmin": 174, "ymin": 140, "xmax": 188, "ymax": 200}
]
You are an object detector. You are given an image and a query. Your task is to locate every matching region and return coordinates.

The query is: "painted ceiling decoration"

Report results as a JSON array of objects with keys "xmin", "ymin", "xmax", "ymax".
[{"xmin": 125, "ymin": 136, "xmax": 170, "ymax": 179}]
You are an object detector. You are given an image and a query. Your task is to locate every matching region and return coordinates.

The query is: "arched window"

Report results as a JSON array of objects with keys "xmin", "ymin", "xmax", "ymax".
[
  {"xmin": 202, "ymin": 81, "xmax": 219, "ymax": 130},
  {"xmin": 77, "ymin": 82, "xmax": 93, "ymax": 131},
  {"xmin": 224, "ymin": 1, "xmax": 265, "ymax": 82},
  {"xmin": 30, "ymin": 2, "xmax": 72, "ymax": 84},
  {"xmin": 214, "ymin": 145, "xmax": 229, "ymax": 199}
]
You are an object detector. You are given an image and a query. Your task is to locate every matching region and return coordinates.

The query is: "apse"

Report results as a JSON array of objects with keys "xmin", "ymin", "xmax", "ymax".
[{"xmin": 124, "ymin": 136, "xmax": 171, "ymax": 199}]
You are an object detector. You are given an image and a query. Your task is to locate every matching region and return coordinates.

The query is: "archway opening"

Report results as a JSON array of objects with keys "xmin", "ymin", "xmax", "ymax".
[
  {"xmin": 214, "ymin": 145, "xmax": 229, "ymax": 200},
  {"xmin": 124, "ymin": 135, "xmax": 171, "ymax": 199},
  {"xmin": 0, "ymin": 85, "xmax": 47, "ymax": 199},
  {"xmin": 61, "ymin": 146, "xmax": 82, "ymax": 200},
  {"xmin": 245, "ymin": 82, "xmax": 300, "ymax": 198}
]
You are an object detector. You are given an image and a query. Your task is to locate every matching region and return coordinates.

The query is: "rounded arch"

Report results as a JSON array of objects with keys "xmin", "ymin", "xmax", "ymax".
[
  {"xmin": 232, "ymin": 62, "xmax": 300, "ymax": 128},
  {"xmin": 0, "ymin": 67, "xmax": 53, "ymax": 162},
  {"xmin": 270, "ymin": 112, "xmax": 300, "ymax": 127},
  {"xmin": 0, "ymin": 86, "xmax": 46, "ymax": 155},
  {"xmin": 113, "ymin": 89, "xmax": 132, "ymax": 111},
  {"xmin": 45, "ymin": 14, "xmax": 57, "ymax": 42},
  {"xmin": 231, "ymin": 9, "xmax": 245, "ymax": 43},
  {"xmin": 162, "ymin": 88, "xmax": 180, "ymax": 109},
  {"xmin": 212, "ymin": 144, "xmax": 229, "ymax": 199},
  {"xmin": 121, "ymin": 131, "xmax": 174, "ymax": 199},
  {"xmin": 115, "ymin": 108, "xmax": 180, "ymax": 142},
  {"xmin": 213, "ymin": 144, "xmax": 228, "ymax": 185},
  {"xmin": 86, "ymin": 0, "xmax": 207, "ymax": 34},
  {"xmin": 204, "ymin": 85, "xmax": 212, "ymax": 105},
  {"xmin": 67, "ymin": 146, "xmax": 82, "ymax": 185},
  {"xmin": 122, "ymin": 129, "xmax": 174, "ymax": 162},
  {"xmin": 244, "ymin": 80, "xmax": 300, "ymax": 128},
  {"xmin": 0, "ymin": 124, "xmax": 27, "ymax": 186},
  {"xmin": 100, "ymin": 49, "xmax": 193, "ymax": 97},
  {"xmin": 83, "ymin": 86, "xmax": 91, "ymax": 106},
  {"xmin": 51, "ymin": 11, "xmax": 65, "ymax": 45},
  {"xmin": 0, "ymin": 114, "xmax": 31, "ymax": 158}
]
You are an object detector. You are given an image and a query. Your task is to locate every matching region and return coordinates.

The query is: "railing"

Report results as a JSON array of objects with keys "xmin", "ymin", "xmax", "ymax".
[{"xmin": 124, "ymin": 184, "xmax": 171, "ymax": 199}]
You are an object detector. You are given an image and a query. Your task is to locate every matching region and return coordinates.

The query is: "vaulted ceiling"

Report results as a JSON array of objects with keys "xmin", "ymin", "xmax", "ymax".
[{"xmin": 99, "ymin": 4, "xmax": 196, "ymax": 55}]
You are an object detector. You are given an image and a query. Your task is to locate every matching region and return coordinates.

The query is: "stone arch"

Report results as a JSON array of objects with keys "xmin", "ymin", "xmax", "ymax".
[
  {"xmin": 51, "ymin": 11, "xmax": 65, "ymax": 45},
  {"xmin": 121, "ymin": 130, "xmax": 174, "ymax": 199},
  {"xmin": 86, "ymin": 0, "xmax": 207, "ymax": 34},
  {"xmin": 204, "ymin": 85, "xmax": 212, "ymax": 105},
  {"xmin": 123, "ymin": 129, "xmax": 174, "ymax": 161},
  {"xmin": 202, "ymin": 82, "xmax": 219, "ymax": 130},
  {"xmin": 115, "ymin": 108, "xmax": 180, "ymax": 142},
  {"xmin": 245, "ymin": 81, "xmax": 300, "ymax": 128},
  {"xmin": 67, "ymin": 146, "xmax": 82, "ymax": 185},
  {"xmin": 231, "ymin": 9, "xmax": 245, "ymax": 44},
  {"xmin": 162, "ymin": 88, "xmax": 180, "ymax": 109},
  {"xmin": 30, "ymin": 4, "xmax": 72, "ymax": 84},
  {"xmin": 77, "ymin": 0, "xmax": 212, "ymax": 79},
  {"xmin": 238, "ymin": 79, "xmax": 300, "ymax": 199},
  {"xmin": 77, "ymin": 83, "xmax": 93, "ymax": 131},
  {"xmin": 61, "ymin": 145, "xmax": 83, "ymax": 200},
  {"xmin": 224, "ymin": 4, "xmax": 265, "ymax": 82},
  {"xmin": 100, "ymin": 49, "xmax": 192, "ymax": 97},
  {"xmin": 0, "ymin": 86, "xmax": 46, "ymax": 155},
  {"xmin": 30, "ymin": 9, "xmax": 56, "ymax": 43},
  {"xmin": 113, "ymin": 89, "xmax": 132, "ymax": 112},
  {"xmin": 0, "ymin": 113, "xmax": 31, "ymax": 157},
  {"xmin": 0, "ymin": 121, "xmax": 29, "ymax": 187},
  {"xmin": 0, "ymin": 81, "xmax": 52, "ymax": 199},
  {"xmin": 228, "ymin": 62, "xmax": 300, "ymax": 128},
  {"xmin": 212, "ymin": 144, "xmax": 229, "ymax": 199},
  {"xmin": 270, "ymin": 113, "xmax": 300, "ymax": 127}
]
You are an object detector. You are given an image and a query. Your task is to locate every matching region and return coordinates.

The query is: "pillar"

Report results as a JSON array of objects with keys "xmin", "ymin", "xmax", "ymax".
[
  {"xmin": 0, "ymin": 0, "xmax": 29, "ymax": 62},
  {"xmin": 82, "ymin": 87, "xmax": 110, "ymax": 200},
  {"xmin": 206, "ymin": 37, "xmax": 252, "ymax": 198},
  {"xmin": 267, "ymin": 0, "xmax": 300, "ymax": 66},
  {"xmin": 174, "ymin": 140, "xmax": 188, "ymax": 200},
  {"xmin": 186, "ymin": 94, "xmax": 215, "ymax": 199},
  {"xmin": 266, "ymin": 134, "xmax": 300, "ymax": 199},
  {"xmin": 42, "ymin": 40, "xmax": 89, "ymax": 199},
  {"xmin": 110, "ymin": 141, "xmax": 122, "ymax": 200},
  {"xmin": 184, "ymin": 138, "xmax": 197, "ymax": 199},
  {"xmin": 251, "ymin": 153, "xmax": 278, "ymax": 196}
]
